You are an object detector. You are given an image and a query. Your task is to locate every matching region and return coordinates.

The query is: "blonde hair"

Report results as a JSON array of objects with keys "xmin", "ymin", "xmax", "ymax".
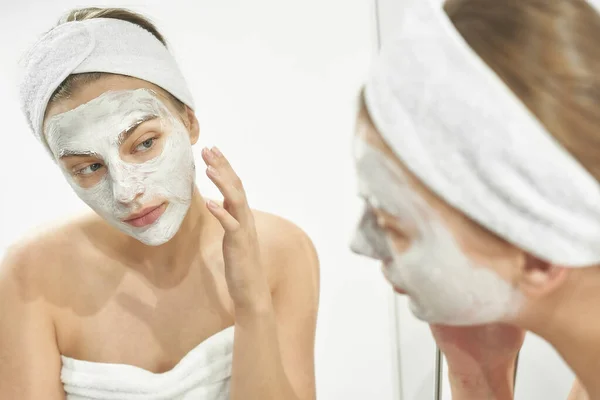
[{"xmin": 444, "ymin": 0, "xmax": 600, "ymax": 181}]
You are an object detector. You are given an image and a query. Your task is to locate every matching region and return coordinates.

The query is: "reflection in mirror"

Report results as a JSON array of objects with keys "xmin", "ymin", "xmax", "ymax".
[{"xmin": 363, "ymin": 0, "xmax": 594, "ymax": 399}]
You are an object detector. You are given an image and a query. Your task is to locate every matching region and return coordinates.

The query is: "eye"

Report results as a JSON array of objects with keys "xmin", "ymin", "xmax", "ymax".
[
  {"xmin": 373, "ymin": 209, "xmax": 412, "ymax": 239},
  {"xmin": 134, "ymin": 137, "xmax": 157, "ymax": 153},
  {"xmin": 375, "ymin": 214, "xmax": 394, "ymax": 232},
  {"xmin": 76, "ymin": 163, "xmax": 104, "ymax": 176}
]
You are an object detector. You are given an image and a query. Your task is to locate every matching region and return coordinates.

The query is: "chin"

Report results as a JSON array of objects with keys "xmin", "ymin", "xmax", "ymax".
[
  {"xmin": 408, "ymin": 299, "xmax": 461, "ymax": 325},
  {"xmin": 408, "ymin": 299, "xmax": 433, "ymax": 322},
  {"xmin": 135, "ymin": 234, "xmax": 174, "ymax": 247},
  {"xmin": 409, "ymin": 300, "xmax": 506, "ymax": 326},
  {"xmin": 120, "ymin": 202, "xmax": 189, "ymax": 246},
  {"xmin": 119, "ymin": 224, "xmax": 177, "ymax": 247}
]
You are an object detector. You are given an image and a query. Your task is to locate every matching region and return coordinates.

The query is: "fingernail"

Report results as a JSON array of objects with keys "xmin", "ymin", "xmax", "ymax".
[
  {"xmin": 207, "ymin": 166, "xmax": 219, "ymax": 177},
  {"xmin": 203, "ymin": 147, "xmax": 214, "ymax": 160},
  {"xmin": 207, "ymin": 200, "xmax": 219, "ymax": 210},
  {"xmin": 211, "ymin": 147, "xmax": 223, "ymax": 158}
]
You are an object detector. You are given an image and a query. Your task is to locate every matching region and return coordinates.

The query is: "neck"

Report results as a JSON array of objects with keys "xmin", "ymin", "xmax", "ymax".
[{"xmin": 518, "ymin": 272, "xmax": 600, "ymax": 398}]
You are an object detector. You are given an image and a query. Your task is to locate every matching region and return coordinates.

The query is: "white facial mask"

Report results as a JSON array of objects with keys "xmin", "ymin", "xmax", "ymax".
[
  {"xmin": 45, "ymin": 89, "xmax": 195, "ymax": 246},
  {"xmin": 351, "ymin": 137, "xmax": 524, "ymax": 325}
]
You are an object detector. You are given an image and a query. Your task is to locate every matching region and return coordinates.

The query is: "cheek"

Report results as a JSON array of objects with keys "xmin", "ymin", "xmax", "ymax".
[
  {"xmin": 436, "ymin": 216, "xmax": 518, "ymax": 283},
  {"xmin": 122, "ymin": 141, "xmax": 178, "ymax": 181},
  {"xmin": 132, "ymin": 131, "xmax": 196, "ymax": 196},
  {"xmin": 459, "ymin": 249, "xmax": 518, "ymax": 284},
  {"xmin": 387, "ymin": 221, "xmax": 458, "ymax": 281},
  {"xmin": 71, "ymin": 168, "xmax": 108, "ymax": 189},
  {"xmin": 140, "ymin": 146, "xmax": 186, "ymax": 185},
  {"xmin": 68, "ymin": 176, "xmax": 115, "ymax": 214}
]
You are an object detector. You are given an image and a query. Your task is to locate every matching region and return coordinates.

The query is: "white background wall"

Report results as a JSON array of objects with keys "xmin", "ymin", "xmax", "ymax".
[{"xmin": 0, "ymin": 0, "xmax": 578, "ymax": 399}]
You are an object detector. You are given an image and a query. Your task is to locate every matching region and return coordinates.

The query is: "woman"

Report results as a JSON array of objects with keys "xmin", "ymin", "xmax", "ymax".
[
  {"xmin": 0, "ymin": 8, "xmax": 319, "ymax": 400},
  {"xmin": 352, "ymin": 0, "xmax": 600, "ymax": 399}
]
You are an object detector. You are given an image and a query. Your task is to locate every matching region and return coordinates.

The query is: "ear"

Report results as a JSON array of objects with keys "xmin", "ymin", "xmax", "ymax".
[
  {"xmin": 518, "ymin": 254, "xmax": 569, "ymax": 299},
  {"xmin": 183, "ymin": 106, "xmax": 200, "ymax": 145}
]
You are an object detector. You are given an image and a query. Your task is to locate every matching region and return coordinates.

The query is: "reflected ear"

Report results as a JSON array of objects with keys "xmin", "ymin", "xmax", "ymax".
[
  {"xmin": 518, "ymin": 254, "xmax": 569, "ymax": 299},
  {"xmin": 184, "ymin": 106, "xmax": 200, "ymax": 145}
]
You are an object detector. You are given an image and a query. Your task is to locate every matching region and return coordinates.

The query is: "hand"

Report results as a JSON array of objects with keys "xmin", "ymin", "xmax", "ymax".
[
  {"xmin": 430, "ymin": 323, "xmax": 526, "ymax": 399},
  {"xmin": 202, "ymin": 146, "xmax": 271, "ymax": 313}
]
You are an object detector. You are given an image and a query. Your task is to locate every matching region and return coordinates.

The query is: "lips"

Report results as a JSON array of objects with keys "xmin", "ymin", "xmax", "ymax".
[
  {"xmin": 393, "ymin": 286, "xmax": 407, "ymax": 295},
  {"xmin": 123, "ymin": 203, "xmax": 167, "ymax": 228}
]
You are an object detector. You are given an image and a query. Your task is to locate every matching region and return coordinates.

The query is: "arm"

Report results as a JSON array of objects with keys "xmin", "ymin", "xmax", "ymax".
[
  {"xmin": 0, "ymin": 247, "xmax": 65, "ymax": 399},
  {"xmin": 270, "ymin": 226, "xmax": 319, "ymax": 399},
  {"xmin": 201, "ymin": 146, "xmax": 319, "ymax": 400},
  {"xmin": 231, "ymin": 223, "xmax": 319, "ymax": 400}
]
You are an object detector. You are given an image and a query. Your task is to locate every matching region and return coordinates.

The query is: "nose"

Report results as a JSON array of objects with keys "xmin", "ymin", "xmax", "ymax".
[
  {"xmin": 113, "ymin": 182, "xmax": 144, "ymax": 205},
  {"xmin": 114, "ymin": 187, "xmax": 144, "ymax": 205},
  {"xmin": 111, "ymin": 169, "xmax": 145, "ymax": 205},
  {"xmin": 350, "ymin": 208, "xmax": 391, "ymax": 261}
]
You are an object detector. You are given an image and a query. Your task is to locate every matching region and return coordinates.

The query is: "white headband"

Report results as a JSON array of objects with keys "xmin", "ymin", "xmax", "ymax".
[
  {"xmin": 364, "ymin": 0, "xmax": 600, "ymax": 267},
  {"xmin": 18, "ymin": 17, "xmax": 194, "ymax": 151}
]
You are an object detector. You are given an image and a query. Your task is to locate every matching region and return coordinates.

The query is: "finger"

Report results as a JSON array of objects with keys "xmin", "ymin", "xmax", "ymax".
[
  {"xmin": 201, "ymin": 147, "xmax": 214, "ymax": 166},
  {"xmin": 202, "ymin": 147, "xmax": 245, "ymax": 192},
  {"xmin": 206, "ymin": 200, "xmax": 240, "ymax": 233},
  {"xmin": 203, "ymin": 147, "xmax": 252, "ymax": 222},
  {"xmin": 204, "ymin": 147, "xmax": 244, "ymax": 191},
  {"xmin": 205, "ymin": 164, "xmax": 248, "ymax": 221}
]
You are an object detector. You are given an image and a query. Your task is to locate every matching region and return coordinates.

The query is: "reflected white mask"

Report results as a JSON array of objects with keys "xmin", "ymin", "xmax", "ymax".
[
  {"xmin": 351, "ymin": 138, "xmax": 524, "ymax": 325},
  {"xmin": 45, "ymin": 89, "xmax": 195, "ymax": 246}
]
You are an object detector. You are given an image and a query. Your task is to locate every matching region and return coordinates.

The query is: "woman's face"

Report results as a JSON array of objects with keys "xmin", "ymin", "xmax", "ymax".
[
  {"xmin": 43, "ymin": 76, "xmax": 199, "ymax": 246},
  {"xmin": 351, "ymin": 105, "xmax": 525, "ymax": 325}
]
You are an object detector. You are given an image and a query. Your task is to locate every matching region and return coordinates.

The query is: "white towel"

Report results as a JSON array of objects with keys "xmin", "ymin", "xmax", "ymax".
[
  {"xmin": 364, "ymin": 0, "xmax": 600, "ymax": 266},
  {"xmin": 18, "ymin": 18, "xmax": 195, "ymax": 156},
  {"xmin": 61, "ymin": 327, "xmax": 234, "ymax": 400}
]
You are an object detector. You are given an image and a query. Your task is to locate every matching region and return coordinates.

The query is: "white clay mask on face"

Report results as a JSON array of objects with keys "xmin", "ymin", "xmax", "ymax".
[
  {"xmin": 351, "ymin": 137, "xmax": 524, "ymax": 325},
  {"xmin": 45, "ymin": 88, "xmax": 195, "ymax": 246}
]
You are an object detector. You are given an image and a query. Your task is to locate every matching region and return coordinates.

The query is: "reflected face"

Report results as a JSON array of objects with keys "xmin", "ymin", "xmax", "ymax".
[
  {"xmin": 351, "ymin": 102, "xmax": 524, "ymax": 325},
  {"xmin": 44, "ymin": 88, "xmax": 196, "ymax": 246}
]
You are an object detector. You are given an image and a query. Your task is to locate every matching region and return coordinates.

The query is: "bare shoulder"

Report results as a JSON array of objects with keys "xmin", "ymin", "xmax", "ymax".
[
  {"xmin": 251, "ymin": 210, "xmax": 320, "ymax": 291},
  {"xmin": 0, "ymin": 219, "xmax": 89, "ymax": 397},
  {"xmin": 0, "ymin": 234, "xmax": 58, "ymax": 339},
  {"xmin": 0, "ymin": 214, "xmax": 100, "ymax": 303},
  {"xmin": 252, "ymin": 210, "xmax": 319, "ymax": 265}
]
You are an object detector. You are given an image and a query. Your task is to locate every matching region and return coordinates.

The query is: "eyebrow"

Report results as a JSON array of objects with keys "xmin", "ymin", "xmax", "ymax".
[
  {"xmin": 117, "ymin": 114, "xmax": 159, "ymax": 146},
  {"xmin": 58, "ymin": 114, "xmax": 159, "ymax": 159},
  {"xmin": 59, "ymin": 149, "xmax": 100, "ymax": 159}
]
